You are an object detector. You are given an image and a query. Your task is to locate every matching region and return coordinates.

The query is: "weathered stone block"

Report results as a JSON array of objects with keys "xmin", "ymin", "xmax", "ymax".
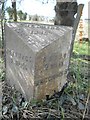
[{"xmin": 5, "ymin": 22, "xmax": 72, "ymax": 100}]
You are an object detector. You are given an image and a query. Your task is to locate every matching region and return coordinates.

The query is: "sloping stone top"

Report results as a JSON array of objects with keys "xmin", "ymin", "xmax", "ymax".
[{"xmin": 6, "ymin": 22, "xmax": 72, "ymax": 52}]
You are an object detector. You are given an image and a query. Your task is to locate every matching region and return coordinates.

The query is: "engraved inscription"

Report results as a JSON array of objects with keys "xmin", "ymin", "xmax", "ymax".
[{"xmin": 6, "ymin": 48, "xmax": 32, "ymax": 70}]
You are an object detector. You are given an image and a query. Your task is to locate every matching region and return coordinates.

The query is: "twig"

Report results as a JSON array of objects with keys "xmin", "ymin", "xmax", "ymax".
[
  {"xmin": 66, "ymin": 109, "xmax": 82, "ymax": 117},
  {"xmin": 65, "ymin": 112, "xmax": 78, "ymax": 119}
]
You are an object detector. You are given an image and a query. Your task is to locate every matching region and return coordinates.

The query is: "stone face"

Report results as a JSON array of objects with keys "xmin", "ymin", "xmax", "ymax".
[{"xmin": 5, "ymin": 22, "xmax": 72, "ymax": 100}]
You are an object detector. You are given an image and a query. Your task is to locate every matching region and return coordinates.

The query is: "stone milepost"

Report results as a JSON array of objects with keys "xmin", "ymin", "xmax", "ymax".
[{"xmin": 5, "ymin": 22, "xmax": 72, "ymax": 100}]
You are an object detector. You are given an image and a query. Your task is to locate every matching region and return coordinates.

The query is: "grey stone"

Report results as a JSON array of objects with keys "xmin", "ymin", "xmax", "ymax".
[{"xmin": 5, "ymin": 22, "xmax": 72, "ymax": 100}]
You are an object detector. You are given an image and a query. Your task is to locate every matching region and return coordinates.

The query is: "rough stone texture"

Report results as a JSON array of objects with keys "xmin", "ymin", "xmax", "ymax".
[
  {"xmin": 54, "ymin": 2, "xmax": 78, "ymax": 26},
  {"xmin": 5, "ymin": 22, "xmax": 72, "ymax": 100}
]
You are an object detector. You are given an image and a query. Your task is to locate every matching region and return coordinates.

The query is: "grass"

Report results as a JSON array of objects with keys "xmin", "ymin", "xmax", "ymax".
[
  {"xmin": 73, "ymin": 41, "xmax": 90, "ymax": 55},
  {"xmin": 70, "ymin": 40, "xmax": 89, "ymax": 93},
  {"xmin": 70, "ymin": 58, "xmax": 89, "ymax": 92},
  {"xmin": 88, "ymin": 21, "xmax": 90, "ymax": 34}
]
